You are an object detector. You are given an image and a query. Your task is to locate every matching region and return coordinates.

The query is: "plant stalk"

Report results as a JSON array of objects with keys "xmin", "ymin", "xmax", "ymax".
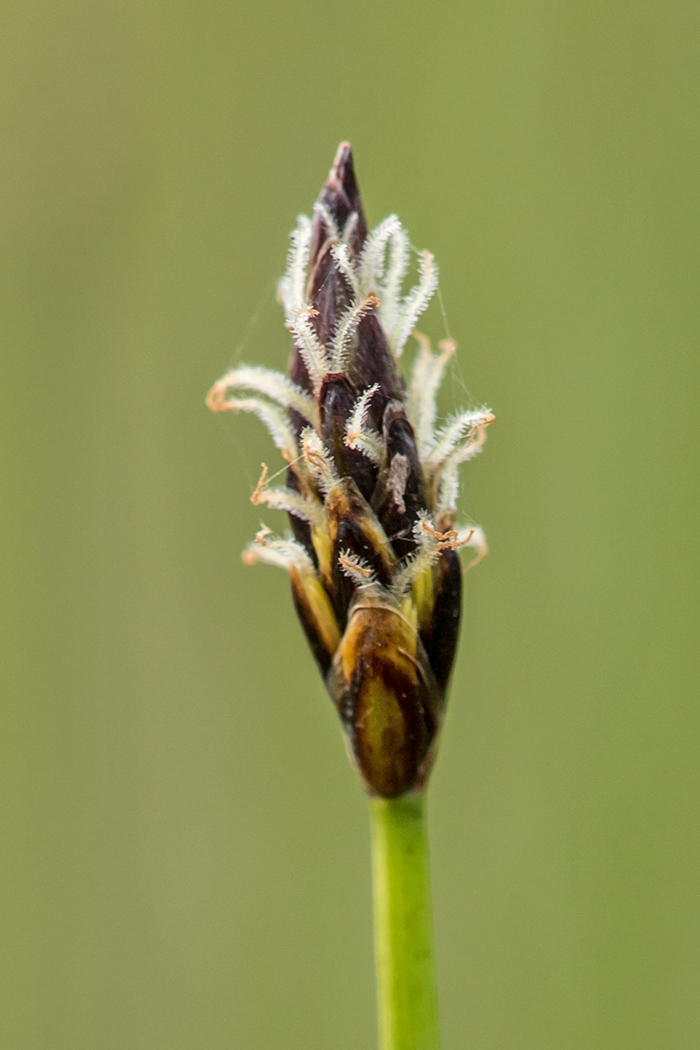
[{"xmin": 370, "ymin": 793, "xmax": 441, "ymax": 1050}]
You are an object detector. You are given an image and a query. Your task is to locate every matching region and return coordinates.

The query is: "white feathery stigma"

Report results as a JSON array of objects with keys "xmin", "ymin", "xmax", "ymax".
[
  {"xmin": 329, "ymin": 297, "xmax": 379, "ymax": 372},
  {"xmin": 425, "ymin": 407, "xmax": 495, "ymax": 470},
  {"xmin": 251, "ymin": 482, "xmax": 325, "ymax": 529},
  {"xmin": 312, "ymin": 201, "xmax": 340, "ymax": 242},
  {"xmin": 344, "ymin": 383, "xmax": 383, "ymax": 463},
  {"xmin": 216, "ymin": 397, "xmax": 299, "ymax": 461},
  {"xmin": 338, "ymin": 550, "xmax": 377, "ymax": 587},
  {"xmin": 243, "ymin": 527, "xmax": 315, "ymax": 574},
  {"xmin": 278, "ymin": 214, "xmax": 312, "ymax": 325},
  {"xmin": 331, "ymin": 241, "xmax": 362, "ymax": 300},
  {"xmin": 407, "ymin": 336, "xmax": 456, "ymax": 455},
  {"xmin": 207, "ymin": 364, "xmax": 319, "ymax": 428},
  {"xmin": 288, "ymin": 309, "xmax": 329, "ymax": 393},
  {"xmin": 389, "ymin": 250, "xmax": 439, "ymax": 358},
  {"xmin": 301, "ymin": 427, "xmax": 339, "ymax": 494}
]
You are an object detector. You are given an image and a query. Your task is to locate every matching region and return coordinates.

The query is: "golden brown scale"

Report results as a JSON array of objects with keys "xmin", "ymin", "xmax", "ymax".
[{"xmin": 329, "ymin": 602, "xmax": 441, "ymax": 798}]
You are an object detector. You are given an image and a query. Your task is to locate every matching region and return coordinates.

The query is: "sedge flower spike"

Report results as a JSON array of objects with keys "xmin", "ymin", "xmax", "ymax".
[{"xmin": 208, "ymin": 143, "xmax": 493, "ymax": 798}]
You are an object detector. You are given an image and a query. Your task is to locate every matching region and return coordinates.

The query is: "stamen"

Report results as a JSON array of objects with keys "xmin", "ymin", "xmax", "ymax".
[
  {"xmin": 457, "ymin": 524, "xmax": 488, "ymax": 571},
  {"xmin": 389, "ymin": 512, "xmax": 445, "ymax": 597},
  {"xmin": 419, "ymin": 519, "xmax": 474, "ymax": 550},
  {"xmin": 251, "ymin": 463, "xmax": 268, "ymax": 504},
  {"xmin": 254, "ymin": 524, "xmax": 273, "ymax": 545}
]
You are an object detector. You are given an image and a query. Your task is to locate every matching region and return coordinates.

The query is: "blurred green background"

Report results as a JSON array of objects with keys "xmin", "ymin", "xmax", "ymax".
[{"xmin": 2, "ymin": 0, "xmax": 699, "ymax": 1047}]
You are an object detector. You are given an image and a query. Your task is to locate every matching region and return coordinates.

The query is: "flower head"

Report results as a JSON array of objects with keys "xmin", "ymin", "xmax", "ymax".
[{"xmin": 208, "ymin": 143, "xmax": 493, "ymax": 798}]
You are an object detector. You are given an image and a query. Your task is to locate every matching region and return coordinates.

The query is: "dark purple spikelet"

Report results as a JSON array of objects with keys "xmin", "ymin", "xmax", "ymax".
[{"xmin": 208, "ymin": 144, "xmax": 493, "ymax": 797}]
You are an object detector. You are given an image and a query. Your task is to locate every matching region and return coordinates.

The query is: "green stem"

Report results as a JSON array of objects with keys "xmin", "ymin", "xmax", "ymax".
[{"xmin": 370, "ymin": 794, "xmax": 441, "ymax": 1050}]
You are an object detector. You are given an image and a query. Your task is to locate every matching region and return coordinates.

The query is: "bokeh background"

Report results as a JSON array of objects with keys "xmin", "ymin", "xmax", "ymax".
[{"xmin": 2, "ymin": 0, "xmax": 699, "ymax": 1047}]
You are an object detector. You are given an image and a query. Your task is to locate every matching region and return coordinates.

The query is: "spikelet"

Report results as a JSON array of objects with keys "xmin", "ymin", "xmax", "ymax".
[{"xmin": 208, "ymin": 143, "xmax": 493, "ymax": 797}]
